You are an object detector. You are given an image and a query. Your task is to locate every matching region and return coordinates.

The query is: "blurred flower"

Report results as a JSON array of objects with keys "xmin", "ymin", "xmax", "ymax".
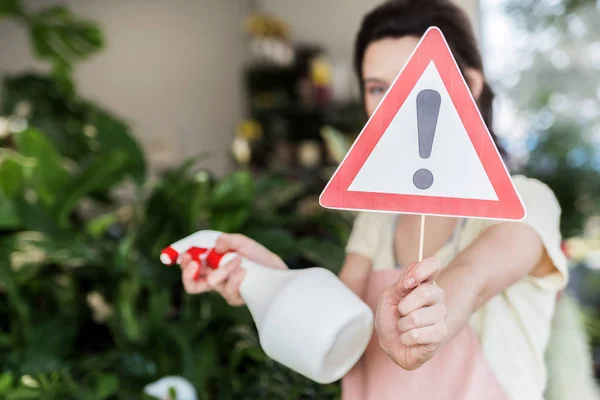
[
  {"xmin": 144, "ymin": 376, "xmax": 197, "ymax": 400},
  {"xmin": 86, "ymin": 292, "xmax": 114, "ymax": 324},
  {"xmin": 15, "ymin": 101, "xmax": 32, "ymax": 118},
  {"xmin": 311, "ymin": 57, "xmax": 332, "ymax": 86},
  {"xmin": 21, "ymin": 375, "xmax": 39, "ymax": 388},
  {"xmin": 24, "ymin": 188, "xmax": 38, "ymax": 204},
  {"xmin": 0, "ymin": 118, "xmax": 9, "ymax": 139},
  {"xmin": 194, "ymin": 170, "xmax": 210, "ymax": 183},
  {"xmin": 297, "ymin": 140, "xmax": 321, "ymax": 168},
  {"xmin": 83, "ymin": 124, "xmax": 98, "ymax": 138},
  {"xmin": 7, "ymin": 117, "xmax": 28, "ymax": 133},
  {"xmin": 11, "ymin": 243, "xmax": 46, "ymax": 271},
  {"xmin": 244, "ymin": 13, "xmax": 289, "ymax": 39},
  {"xmin": 232, "ymin": 137, "xmax": 251, "ymax": 165},
  {"xmin": 585, "ymin": 216, "xmax": 600, "ymax": 237},
  {"xmin": 236, "ymin": 120, "xmax": 263, "ymax": 141}
]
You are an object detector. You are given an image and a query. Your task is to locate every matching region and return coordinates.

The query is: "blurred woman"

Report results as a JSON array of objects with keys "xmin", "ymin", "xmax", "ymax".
[{"xmin": 179, "ymin": 1, "xmax": 597, "ymax": 399}]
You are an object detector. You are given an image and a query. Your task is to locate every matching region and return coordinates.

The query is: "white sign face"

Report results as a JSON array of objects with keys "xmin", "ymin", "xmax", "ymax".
[{"xmin": 348, "ymin": 61, "xmax": 498, "ymax": 201}]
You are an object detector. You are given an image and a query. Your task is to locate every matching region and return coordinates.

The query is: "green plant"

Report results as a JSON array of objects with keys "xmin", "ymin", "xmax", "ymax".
[{"xmin": 0, "ymin": 1, "xmax": 351, "ymax": 398}]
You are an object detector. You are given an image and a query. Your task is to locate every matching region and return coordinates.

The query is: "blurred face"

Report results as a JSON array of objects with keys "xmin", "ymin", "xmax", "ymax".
[
  {"xmin": 362, "ymin": 37, "xmax": 420, "ymax": 117},
  {"xmin": 361, "ymin": 36, "xmax": 484, "ymax": 117}
]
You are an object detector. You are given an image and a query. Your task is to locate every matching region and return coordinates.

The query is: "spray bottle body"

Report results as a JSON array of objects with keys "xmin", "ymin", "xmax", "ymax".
[{"xmin": 162, "ymin": 230, "xmax": 374, "ymax": 384}]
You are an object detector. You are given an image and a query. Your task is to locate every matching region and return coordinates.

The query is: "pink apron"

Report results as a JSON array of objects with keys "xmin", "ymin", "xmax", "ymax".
[{"xmin": 342, "ymin": 270, "xmax": 508, "ymax": 400}]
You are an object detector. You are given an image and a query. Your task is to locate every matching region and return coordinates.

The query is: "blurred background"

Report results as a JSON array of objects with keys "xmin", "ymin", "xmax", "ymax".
[{"xmin": 0, "ymin": 0, "xmax": 599, "ymax": 399}]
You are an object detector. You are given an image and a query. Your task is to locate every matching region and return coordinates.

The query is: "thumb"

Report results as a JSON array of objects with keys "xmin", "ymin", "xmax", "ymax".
[
  {"xmin": 391, "ymin": 262, "xmax": 418, "ymax": 299},
  {"xmin": 214, "ymin": 233, "xmax": 244, "ymax": 254}
]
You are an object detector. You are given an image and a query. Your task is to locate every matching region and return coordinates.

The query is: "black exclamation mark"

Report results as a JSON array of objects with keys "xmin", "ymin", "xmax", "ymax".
[{"xmin": 413, "ymin": 89, "xmax": 441, "ymax": 190}]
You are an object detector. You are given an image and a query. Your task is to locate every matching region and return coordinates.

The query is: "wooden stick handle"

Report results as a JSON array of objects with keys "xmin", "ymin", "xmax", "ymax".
[{"xmin": 418, "ymin": 215, "xmax": 425, "ymax": 262}]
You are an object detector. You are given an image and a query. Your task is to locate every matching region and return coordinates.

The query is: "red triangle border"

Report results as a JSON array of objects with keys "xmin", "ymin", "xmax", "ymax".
[{"xmin": 319, "ymin": 27, "xmax": 525, "ymax": 220}]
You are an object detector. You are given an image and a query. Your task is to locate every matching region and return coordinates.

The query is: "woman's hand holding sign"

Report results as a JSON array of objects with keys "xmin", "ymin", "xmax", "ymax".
[{"xmin": 375, "ymin": 258, "xmax": 447, "ymax": 370}]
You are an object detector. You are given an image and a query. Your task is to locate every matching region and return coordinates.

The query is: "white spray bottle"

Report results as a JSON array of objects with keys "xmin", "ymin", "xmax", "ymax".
[{"xmin": 161, "ymin": 230, "xmax": 373, "ymax": 384}]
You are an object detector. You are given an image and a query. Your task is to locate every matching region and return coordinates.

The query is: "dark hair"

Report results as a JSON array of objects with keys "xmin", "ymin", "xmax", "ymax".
[{"xmin": 354, "ymin": 0, "xmax": 507, "ymax": 158}]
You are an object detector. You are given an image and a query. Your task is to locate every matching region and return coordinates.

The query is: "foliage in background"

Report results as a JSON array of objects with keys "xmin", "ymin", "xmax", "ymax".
[
  {"xmin": 0, "ymin": 1, "xmax": 351, "ymax": 398},
  {"xmin": 503, "ymin": 0, "xmax": 600, "ymax": 376},
  {"xmin": 503, "ymin": 0, "xmax": 600, "ymax": 237}
]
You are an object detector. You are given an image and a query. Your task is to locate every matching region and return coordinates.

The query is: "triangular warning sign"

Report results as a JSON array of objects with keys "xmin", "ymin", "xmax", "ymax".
[{"xmin": 320, "ymin": 27, "xmax": 526, "ymax": 220}]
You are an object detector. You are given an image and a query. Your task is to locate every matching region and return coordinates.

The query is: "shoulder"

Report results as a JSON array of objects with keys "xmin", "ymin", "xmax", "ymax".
[{"xmin": 511, "ymin": 175, "xmax": 561, "ymax": 213}]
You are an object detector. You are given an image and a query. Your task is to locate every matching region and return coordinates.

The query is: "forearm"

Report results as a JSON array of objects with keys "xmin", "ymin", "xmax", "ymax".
[
  {"xmin": 435, "ymin": 223, "xmax": 544, "ymax": 346},
  {"xmin": 338, "ymin": 253, "xmax": 371, "ymax": 387},
  {"xmin": 435, "ymin": 262, "xmax": 484, "ymax": 347},
  {"xmin": 339, "ymin": 253, "xmax": 372, "ymax": 299}
]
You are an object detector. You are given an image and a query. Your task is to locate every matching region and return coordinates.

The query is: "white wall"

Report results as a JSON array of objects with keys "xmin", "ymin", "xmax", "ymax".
[
  {"xmin": 0, "ymin": 0, "xmax": 252, "ymax": 175},
  {"xmin": 0, "ymin": 0, "xmax": 481, "ymax": 174}
]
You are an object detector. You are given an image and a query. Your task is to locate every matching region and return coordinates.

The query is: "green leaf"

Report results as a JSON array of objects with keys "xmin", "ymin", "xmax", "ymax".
[
  {"xmin": 29, "ymin": 6, "xmax": 104, "ymax": 64},
  {"xmin": 117, "ymin": 280, "xmax": 142, "ymax": 343},
  {"xmin": 254, "ymin": 173, "xmax": 305, "ymax": 212},
  {"xmin": 14, "ymin": 128, "xmax": 68, "ymax": 206},
  {"xmin": 0, "ymin": 0, "xmax": 19, "ymax": 16},
  {"xmin": 86, "ymin": 212, "xmax": 118, "ymax": 238},
  {"xmin": 297, "ymin": 238, "xmax": 345, "ymax": 272},
  {"xmin": 118, "ymin": 352, "xmax": 156, "ymax": 378},
  {"xmin": 20, "ymin": 318, "xmax": 76, "ymax": 374},
  {"xmin": 114, "ymin": 231, "xmax": 136, "ymax": 270},
  {"xmin": 9, "ymin": 230, "xmax": 100, "ymax": 267},
  {"xmin": 87, "ymin": 108, "xmax": 146, "ymax": 184},
  {"xmin": 0, "ymin": 157, "xmax": 24, "ymax": 198},
  {"xmin": 54, "ymin": 151, "xmax": 129, "ymax": 226},
  {"xmin": 94, "ymin": 373, "xmax": 118, "ymax": 400},
  {"xmin": 0, "ymin": 330, "xmax": 12, "ymax": 348},
  {"xmin": 5, "ymin": 387, "xmax": 40, "ymax": 400},
  {"xmin": 0, "ymin": 192, "xmax": 22, "ymax": 229},
  {"xmin": 0, "ymin": 372, "xmax": 14, "ymax": 394},
  {"xmin": 210, "ymin": 207, "xmax": 251, "ymax": 233},
  {"xmin": 210, "ymin": 170, "xmax": 254, "ymax": 208},
  {"xmin": 0, "ymin": 241, "xmax": 32, "ymax": 337}
]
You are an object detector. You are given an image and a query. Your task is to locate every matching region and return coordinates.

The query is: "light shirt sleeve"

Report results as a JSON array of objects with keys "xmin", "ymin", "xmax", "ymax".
[{"xmin": 345, "ymin": 212, "xmax": 384, "ymax": 260}]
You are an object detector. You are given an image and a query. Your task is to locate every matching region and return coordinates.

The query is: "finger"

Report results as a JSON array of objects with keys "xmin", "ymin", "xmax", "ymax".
[
  {"xmin": 224, "ymin": 267, "xmax": 246, "ymax": 306},
  {"xmin": 399, "ymin": 321, "xmax": 447, "ymax": 346},
  {"xmin": 397, "ymin": 283, "xmax": 444, "ymax": 317},
  {"xmin": 403, "ymin": 257, "xmax": 442, "ymax": 289},
  {"xmin": 207, "ymin": 257, "xmax": 241, "ymax": 291},
  {"xmin": 182, "ymin": 261, "xmax": 211, "ymax": 294},
  {"xmin": 397, "ymin": 303, "xmax": 447, "ymax": 333},
  {"xmin": 180, "ymin": 253, "xmax": 192, "ymax": 268}
]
